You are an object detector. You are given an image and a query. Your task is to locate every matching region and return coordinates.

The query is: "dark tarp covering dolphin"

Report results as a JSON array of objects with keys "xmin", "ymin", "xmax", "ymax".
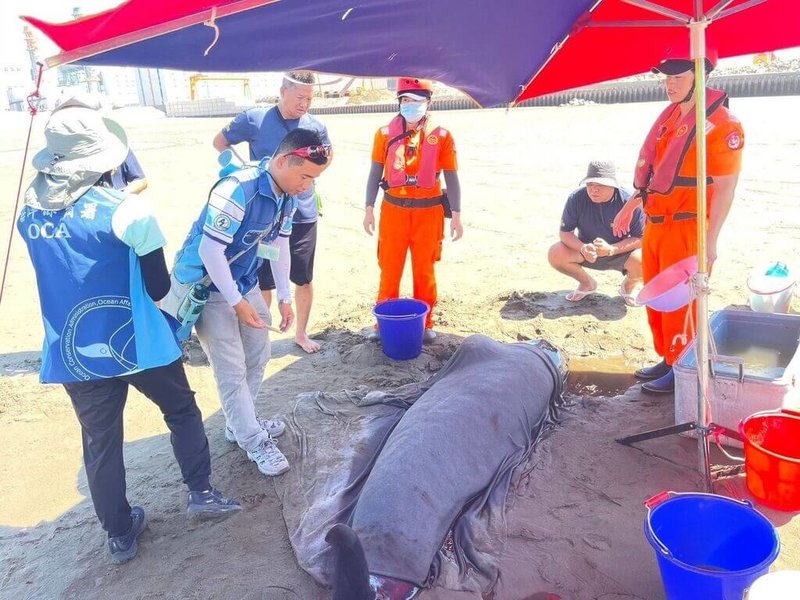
[{"xmin": 274, "ymin": 334, "xmax": 565, "ymax": 594}]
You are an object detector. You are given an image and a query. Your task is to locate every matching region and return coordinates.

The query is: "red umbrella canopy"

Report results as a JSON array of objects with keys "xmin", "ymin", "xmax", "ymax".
[
  {"xmin": 516, "ymin": 0, "xmax": 800, "ymax": 103},
  {"xmin": 21, "ymin": 0, "xmax": 800, "ymax": 106}
]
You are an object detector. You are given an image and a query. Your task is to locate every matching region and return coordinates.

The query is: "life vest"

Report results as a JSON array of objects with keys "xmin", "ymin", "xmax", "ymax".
[
  {"xmin": 634, "ymin": 87, "xmax": 728, "ymax": 197},
  {"xmin": 381, "ymin": 115, "xmax": 446, "ymax": 189}
]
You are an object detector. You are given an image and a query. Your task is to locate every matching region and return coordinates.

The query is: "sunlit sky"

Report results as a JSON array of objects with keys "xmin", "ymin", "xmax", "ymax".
[
  {"xmin": 2, "ymin": 1, "xmax": 798, "ymax": 77},
  {"xmin": 1, "ymin": 1, "xmax": 120, "ymax": 60}
]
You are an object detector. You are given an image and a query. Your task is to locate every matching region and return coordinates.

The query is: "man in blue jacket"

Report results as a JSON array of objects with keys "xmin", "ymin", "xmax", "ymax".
[
  {"xmin": 214, "ymin": 71, "xmax": 331, "ymax": 353},
  {"xmin": 175, "ymin": 128, "xmax": 330, "ymax": 477},
  {"xmin": 18, "ymin": 107, "xmax": 240, "ymax": 565}
]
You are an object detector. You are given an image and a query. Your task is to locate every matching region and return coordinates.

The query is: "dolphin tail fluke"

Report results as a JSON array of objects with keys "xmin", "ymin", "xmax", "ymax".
[{"xmin": 326, "ymin": 523, "xmax": 373, "ymax": 600}]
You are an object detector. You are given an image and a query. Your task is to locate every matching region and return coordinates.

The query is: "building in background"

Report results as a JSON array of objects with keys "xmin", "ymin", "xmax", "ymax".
[{"xmin": 2, "ymin": 23, "xmax": 36, "ymax": 111}]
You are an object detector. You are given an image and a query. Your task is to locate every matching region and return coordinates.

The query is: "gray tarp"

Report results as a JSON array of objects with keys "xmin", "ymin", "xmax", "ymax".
[{"xmin": 274, "ymin": 335, "xmax": 564, "ymax": 594}]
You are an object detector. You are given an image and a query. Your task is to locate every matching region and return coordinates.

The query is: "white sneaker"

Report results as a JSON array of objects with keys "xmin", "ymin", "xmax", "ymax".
[
  {"xmin": 225, "ymin": 416, "xmax": 286, "ymax": 443},
  {"xmin": 246, "ymin": 439, "xmax": 290, "ymax": 476}
]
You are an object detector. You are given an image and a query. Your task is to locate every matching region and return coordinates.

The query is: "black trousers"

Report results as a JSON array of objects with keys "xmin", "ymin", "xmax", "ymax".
[{"xmin": 63, "ymin": 360, "xmax": 211, "ymax": 537}]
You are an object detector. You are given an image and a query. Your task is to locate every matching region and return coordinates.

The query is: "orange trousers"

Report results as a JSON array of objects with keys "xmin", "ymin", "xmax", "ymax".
[
  {"xmin": 377, "ymin": 202, "xmax": 444, "ymax": 329},
  {"xmin": 642, "ymin": 218, "xmax": 698, "ymax": 365}
]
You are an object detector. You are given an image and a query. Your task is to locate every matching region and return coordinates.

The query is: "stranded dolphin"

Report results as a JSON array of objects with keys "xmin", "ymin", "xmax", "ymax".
[{"xmin": 326, "ymin": 335, "xmax": 567, "ymax": 599}]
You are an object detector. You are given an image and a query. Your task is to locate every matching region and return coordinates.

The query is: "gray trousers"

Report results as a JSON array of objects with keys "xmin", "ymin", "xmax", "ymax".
[{"xmin": 195, "ymin": 287, "xmax": 271, "ymax": 452}]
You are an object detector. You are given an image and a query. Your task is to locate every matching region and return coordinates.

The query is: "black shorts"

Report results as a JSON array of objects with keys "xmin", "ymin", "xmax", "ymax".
[
  {"xmin": 582, "ymin": 251, "xmax": 631, "ymax": 274},
  {"xmin": 258, "ymin": 220, "xmax": 317, "ymax": 290}
]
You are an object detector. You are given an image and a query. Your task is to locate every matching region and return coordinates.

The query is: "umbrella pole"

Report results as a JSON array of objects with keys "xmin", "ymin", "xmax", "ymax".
[
  {"xmin": 690, "ymin": 19, "xmax": 713, "ymax": 492},
  {"xmin": 616, "ymin": 18, "xmax": 715, "ymax": 493}
]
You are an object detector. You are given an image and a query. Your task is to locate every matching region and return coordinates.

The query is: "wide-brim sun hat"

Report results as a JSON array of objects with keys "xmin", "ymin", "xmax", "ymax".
[
  {"xmin": 53, "ymin": 91, "xmax": 104, "ymax": 112},
  {"xmin": 26, "ymin": 106, "xmax": 128, "ymax": 210},
  {"xmin": 579, "ymin": 160, "xmax": 620, "ymax": 189}
]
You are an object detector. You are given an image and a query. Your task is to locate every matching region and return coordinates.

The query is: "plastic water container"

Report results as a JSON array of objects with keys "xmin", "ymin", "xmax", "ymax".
[
  {"xmin": 746, "ymin": 570, "xmax": 800, "ymax": 599},
  {"xmin": 674, "ymin": 310, "xmax": 800, "ymax": 447},
  {"xmin": 644, "ymin": 491, "xmax": 779, "ymax": 600},
  {"xmin": 636, "ymin": 255, "xmax": 698, "ymax": 312},
  {"xmin": 373, "ymin": 299, "xmax": 429, "ymax": 360},
  {"xmin": 748, "ymin": 262, "xmax": 795, "ymax": 313}
]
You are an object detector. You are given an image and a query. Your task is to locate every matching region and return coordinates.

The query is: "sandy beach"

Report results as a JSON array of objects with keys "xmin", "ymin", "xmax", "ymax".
[{"xmin": 1, "ymin": 95, "xmax": 799, "ymax": 599}]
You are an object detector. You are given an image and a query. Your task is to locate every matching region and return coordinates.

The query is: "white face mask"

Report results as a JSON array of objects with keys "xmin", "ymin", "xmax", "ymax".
[{"xmin": 399, "ymin": 101, "xmax": 428, "ymax": 123}]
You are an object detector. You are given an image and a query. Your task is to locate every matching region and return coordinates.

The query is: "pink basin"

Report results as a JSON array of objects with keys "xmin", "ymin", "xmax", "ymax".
[{"xmin": 637, "ymin": 256, "xmax": 699, "ymax": 312}]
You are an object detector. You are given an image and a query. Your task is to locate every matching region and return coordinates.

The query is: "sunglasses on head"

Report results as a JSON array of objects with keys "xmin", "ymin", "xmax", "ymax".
[{"xmin": 287, "ymin": 145, "xmax": 331, "ymax": 160}]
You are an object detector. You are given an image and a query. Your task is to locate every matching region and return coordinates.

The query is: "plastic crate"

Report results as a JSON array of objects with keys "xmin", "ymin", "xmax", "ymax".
[{"xmin": 674, "ymin": 310, "xmax": 800, "ymax": 447}]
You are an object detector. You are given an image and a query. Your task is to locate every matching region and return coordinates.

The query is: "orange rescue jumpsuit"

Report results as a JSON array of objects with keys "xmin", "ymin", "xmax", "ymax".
[
  {"xmin": 370, "ymin": 124, "xmax": 458, "ymax": 329},
  {"xmin": 642, "ymin": 105, "xmax": 744, "ymax": 364}
]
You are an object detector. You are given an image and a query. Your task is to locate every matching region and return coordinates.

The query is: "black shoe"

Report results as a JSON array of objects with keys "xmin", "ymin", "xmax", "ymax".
[
  {"xmin": 641, "ymin": 369, "xmax": 675, "ymax": 395},
  {"xmin": 187, "ymin": 488, "xmax": 242, "ymax": 520},
  {"xmin": 422, "ymin": 329, "xmax": 437, "ymax": 344},
  {"xmin": 634, "ymin": 360, "xmax": 671, "ymax": 381},
  {"xmin": 108, "ymin": 506, "xmax": 147, "ymax": 565}
]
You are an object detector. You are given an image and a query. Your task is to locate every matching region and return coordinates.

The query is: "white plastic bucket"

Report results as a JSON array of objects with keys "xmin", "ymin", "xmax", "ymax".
[
  {"xmin": 748, "ymin": 262, "xmax": 795, "ymax": 314},
  {"xmin": 749, "ymin": 285, "xmax": 795, "ymax": 313},
  {"xmin": 746, "ymin": 570, "xmax": 800, "ymax": 599}
]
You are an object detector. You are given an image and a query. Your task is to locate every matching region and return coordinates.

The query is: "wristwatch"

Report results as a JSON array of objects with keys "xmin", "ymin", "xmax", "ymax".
[
  {"xmin": 278, "ymin": 299, "xmax": 292, "ymax": 306},
  {"xmin": 609, "ymin": 246, "xmax": 616, "ymax": 256}
]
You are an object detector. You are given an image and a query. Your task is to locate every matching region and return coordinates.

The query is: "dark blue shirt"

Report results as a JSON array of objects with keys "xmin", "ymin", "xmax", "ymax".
[
  {"xmin": 98, "ymin": 150, "xmax": 146, "ymax": 190},
  {"xmin": 221, "ymin": 106, "xmax": 330, "ymax": 223},
  {"xmin": 560, "ymin": 187, "xmax": 644, "ymax": 244}
]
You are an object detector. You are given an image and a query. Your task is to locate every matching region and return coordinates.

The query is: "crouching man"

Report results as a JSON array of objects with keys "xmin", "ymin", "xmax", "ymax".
[{"xmin": 548, "ymin": 160, "xmax": 643, "ymax": 305}]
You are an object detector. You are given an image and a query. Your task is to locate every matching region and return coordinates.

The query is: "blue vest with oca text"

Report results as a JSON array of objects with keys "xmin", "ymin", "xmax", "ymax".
[{"xmin": 17, "ymin": 187, "xmax": 181, "ymax": 383}]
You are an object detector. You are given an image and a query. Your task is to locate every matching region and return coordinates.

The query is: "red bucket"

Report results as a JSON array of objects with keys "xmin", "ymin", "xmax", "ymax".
[{"xmin": 740, "ymin": 409, "xmax": 800, "ymax": 511}]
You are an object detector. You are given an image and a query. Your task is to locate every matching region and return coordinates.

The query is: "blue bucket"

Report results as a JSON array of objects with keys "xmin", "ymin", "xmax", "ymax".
[
  {"xmin": 644, "ymin": 492, "xmax": 780, "ymax": 600},
  {"xmin": 373, "ymin": 298, "xmax": 429, "ymax": 360}
]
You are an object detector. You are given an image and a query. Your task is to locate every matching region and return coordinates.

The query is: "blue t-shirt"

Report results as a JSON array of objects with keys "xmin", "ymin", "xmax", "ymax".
[
  {"xmin": 560, "ymin": 187, "xmax": 644, "ymax": 244},
  {"xmin": 17, "ymin": 187, "xmax": 181, "ymax": 383},
  {"xmin": 172, "ymin": 160, "xmax": 295, "ymax": 298},
  {"xmin": 222, "ymin": 106, "xmax": 330, "ymax": 223},
  {"xmin": 97, "ymin": 150, "xmax": 146, "ymax": 191}
]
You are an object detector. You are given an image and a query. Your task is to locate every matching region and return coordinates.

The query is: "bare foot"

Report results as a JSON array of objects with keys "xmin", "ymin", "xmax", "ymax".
[{"xmin": 295, "ymin": 333, "xmax": 321, "ymax": 353}]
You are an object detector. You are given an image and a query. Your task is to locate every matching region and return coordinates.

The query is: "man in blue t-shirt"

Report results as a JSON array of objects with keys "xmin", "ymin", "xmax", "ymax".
[
  {"xmin": 213, "ymin": 71, "xmax": 332, "ymax": 353},
  {"xmin": 548, "ymin": 160, "xmax": 644, "ymax": 305},
  {"xmin": 176, "ymin": 128, "xmax": 330, "ymax": 478},
  {"xmin": 18, "ymin": 105, "xmax": 240, "ymax": 565}
]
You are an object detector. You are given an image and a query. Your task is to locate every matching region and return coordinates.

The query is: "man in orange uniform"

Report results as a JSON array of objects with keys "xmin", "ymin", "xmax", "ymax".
[
  {"xmin": 614, "ymin": 48, "xmax": 744, "ymax": 394},
  {"xmin": 363, "ymin": 78, "xmax": 463, "ymax": 342}
]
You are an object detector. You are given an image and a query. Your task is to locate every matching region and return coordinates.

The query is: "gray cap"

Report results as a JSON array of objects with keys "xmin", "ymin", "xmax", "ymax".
[{"xmin": 579, "ymin": 160, "xmax": 619, "ymax": 189}]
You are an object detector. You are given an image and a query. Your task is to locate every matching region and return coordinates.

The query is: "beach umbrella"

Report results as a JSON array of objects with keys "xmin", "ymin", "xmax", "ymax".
[
  {"xmin": 23, "ymin": 0, "xmax": 595, "ymax": 108},
  {"xmin": 22, "ymin": 0, "xmax": 800, "ymax": 489},
  {"xmin": 21, "ymin": 1, "xmax": 800, "ymax": 107}
]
